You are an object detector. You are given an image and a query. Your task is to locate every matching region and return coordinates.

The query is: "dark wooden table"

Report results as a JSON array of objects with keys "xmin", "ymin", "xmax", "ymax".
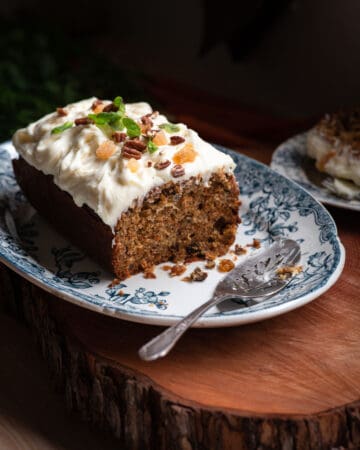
[{"xmin": 1, "ymin": 81, "xmax": 359, "ymax": 450}]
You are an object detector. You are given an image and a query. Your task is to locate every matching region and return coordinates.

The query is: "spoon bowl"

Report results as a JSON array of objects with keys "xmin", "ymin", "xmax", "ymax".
[{"xmin": 139, "ymin": 238, "xmax": 301, "ymax": 361}]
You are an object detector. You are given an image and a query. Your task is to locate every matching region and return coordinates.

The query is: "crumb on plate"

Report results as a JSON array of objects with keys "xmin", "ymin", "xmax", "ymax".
[{"xmin": 218, "ymin": 259, "xmax": 235, "ymax": 273}]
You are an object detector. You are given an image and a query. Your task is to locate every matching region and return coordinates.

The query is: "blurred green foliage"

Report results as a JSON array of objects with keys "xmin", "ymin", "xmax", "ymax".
[{"xmin": 0, "ymin": 20, "xmax": 147, "ymax": 141}]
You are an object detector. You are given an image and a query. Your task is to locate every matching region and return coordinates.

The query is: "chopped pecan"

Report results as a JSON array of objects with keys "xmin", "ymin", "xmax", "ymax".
[
  {"xmin": 154, "ymin": 160, "xmax": 171, "ymax": 170},
  {"xmin": 112, "ymin": 131, "xmax": 127, "ymax": 143},
  {"xmin": 141, "ymin": 123, "xmax": 152, "ymax": 135},
  {"xmin": 75, "ymin": 117, "xmax": 93, "ymax": 126},
  {"xmin": 144, "ymin": 111, "xmax": 159, "ymax": 119},
  {"xmin": 170, "ymin": 136, "xmax": 185, "ymax": 145},
  {"xmin": 141, "ymin": 115, "xmax": 153, "ymax": 127},
  {"xmin": 126, "ymin": 139, "xmax": 147, "ymax": 152},
  {"xmin": 147, "ymin": 161, "xmax": 153, "ymax": 167},
  {"xmin": 122, "ymin": 145, "xmax": 142, "ymax": 160},
  {"xmin": 103, "ymin": 102, "xmax": 118, "ymax": 112},
  {"xmin": 171, "ymin": 164, "xmax": 185, "ymax": 178},
  {"xmin": 57, "ymin": 107, "xmax": 68, "ymax": 116}
]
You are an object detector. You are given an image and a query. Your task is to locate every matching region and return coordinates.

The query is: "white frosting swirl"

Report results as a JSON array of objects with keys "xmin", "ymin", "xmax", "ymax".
[{"xmin": 12, "ymin": 97, "xmax": 236, "ymax": 229}]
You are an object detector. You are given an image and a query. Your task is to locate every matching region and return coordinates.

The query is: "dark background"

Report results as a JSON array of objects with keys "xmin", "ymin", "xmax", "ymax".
[
  {"xmin": 0, "ymin": 2, "xmax": 359, "ymax": 448},
  {"xmin": 1, "ymin": 0, "xmax": 360, "ymax": 138}
]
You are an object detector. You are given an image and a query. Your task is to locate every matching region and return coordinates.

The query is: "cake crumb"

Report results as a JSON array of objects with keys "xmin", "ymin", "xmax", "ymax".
[
  {"xmin": 108, "ymin": 278, "xmax": 120, "ymax": 287},
  {"xmin": 247, "ymin": 238, "xmax": 261, "ymax": 248},
  {"xmin": 143, "ymin": 268, "xmax": 156, "ymax": 279},
  {"xmin": 184, "ymin": 255, "xmax": 202, "ymax": 264},
  {"xmin": 169, "ymin": 264, "xmax": 187, "ymax": 277},
  {"xmin": 205, "ymin": 252, "xmax": 216, "ymax": 261},
  {"xmin": 205, "ymin": 260, "xmax": 216, "ymax": 269},
  {"xmin": 276, "ymin": 265, "xmax": 303, "ymax": 280},
  {"xmin": 234, "ymin": 244, "xmax": 247, "ymax": 255},
  {"xmin": 218, "ymin": 259, "xmax": 235, "ymax": 273},
  {"xmin": 182, "ymin": 276, "xmax": 192, "ymax": 282},
  {"xmin": 117, "ymin": 290, "xmax": 125, "ymax": 296},
  {"xmin": 182, "ymin": 267, "xmax": 208, "ymax": 282}
]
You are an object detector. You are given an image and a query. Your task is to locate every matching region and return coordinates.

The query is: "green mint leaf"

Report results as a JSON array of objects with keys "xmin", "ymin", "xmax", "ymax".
[
  {"xmin": 159, "ymin": 122, "xmax": 180, "ymax": 133},
  {"xmin": 88, "ymin": 110, "xmax": 125, "ymax": 136},
  {"xmin": 97, "ymin": 123, "xmax": 114, "ymax": 138},
  {"xmin": 147, "ymin": 139, "xmax": 158, "ymax": 154},
  {"xmin": 51, "ymin": 121, "xmax": 73, "ymax": 134},
  {"xmin": 110, "ymin": 117, "xmax": 124, "ymax": 131},
  {"xmin": 123, "ymin": 117, "xmax": 141, "ymax": 138},
  {"xmin": 88, "ymin": 112, "xmax": 121, "ymax": 125},
  {"xmin": 113, "ymin": 96, "xmax": 125, "ymax": 114}
]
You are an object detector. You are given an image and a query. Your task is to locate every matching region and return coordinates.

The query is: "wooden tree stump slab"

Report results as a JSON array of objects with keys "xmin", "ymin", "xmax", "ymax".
[
  {"xmin": 0, "ymin": 92, "xmax": 359, "ymax": 449},
  {"xmin": 0, "ymin": 204, "xmax": 359, "ymax": 450}
]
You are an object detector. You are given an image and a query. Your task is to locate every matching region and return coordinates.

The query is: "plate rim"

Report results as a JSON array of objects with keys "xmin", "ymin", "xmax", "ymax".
[
  {"xmin": 0, "ymin": 140, "xmax": 346, "ymax": 327},
  {"xmin": 270, "ymin": 131, "xmax": 360, "ymax": 212},
  {"xmin": 0, "ymin": 242, "xmax": 346, "ymax": 328}
]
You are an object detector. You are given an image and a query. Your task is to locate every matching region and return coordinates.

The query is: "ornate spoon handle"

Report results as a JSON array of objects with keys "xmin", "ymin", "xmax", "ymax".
[{"xmin": 138, "ymin": 294, "xmax": 229, "ymax": 361}]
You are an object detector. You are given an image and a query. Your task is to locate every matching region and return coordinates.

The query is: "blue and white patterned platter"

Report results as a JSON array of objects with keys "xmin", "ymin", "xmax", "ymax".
[
  {"xmin": 0, "ymin": 140, "xmax": 345, "ymax": 327},
  {"xmin": 271, "ymin": 132, "xmax": 360, "ymax": 211}
]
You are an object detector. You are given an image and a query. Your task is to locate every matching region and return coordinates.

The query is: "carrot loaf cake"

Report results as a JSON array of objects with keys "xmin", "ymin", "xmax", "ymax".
[{"xmin": 12, "ymin": 96, "xmax": 240, "ymax": 280}]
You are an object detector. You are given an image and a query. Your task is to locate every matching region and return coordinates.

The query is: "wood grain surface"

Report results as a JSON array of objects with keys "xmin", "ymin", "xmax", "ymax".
[{"xmin": 1, "ymin": 82, "xmax": 359, "ymax": 449}]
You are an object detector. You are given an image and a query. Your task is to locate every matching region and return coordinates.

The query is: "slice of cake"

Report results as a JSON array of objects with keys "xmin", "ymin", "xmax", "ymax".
[
  {"xmin": 12, "ymin": 96, "xmax": 240, "ymax": 280},
  {"xmin": 307, "ymin": 109, "xmax": 360, "ymax": 186}
]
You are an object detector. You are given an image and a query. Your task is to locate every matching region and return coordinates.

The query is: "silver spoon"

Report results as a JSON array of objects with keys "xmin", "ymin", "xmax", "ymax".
[{"xmin": 139, "ymin": 238, "xmax": 301, "ymax": 361}]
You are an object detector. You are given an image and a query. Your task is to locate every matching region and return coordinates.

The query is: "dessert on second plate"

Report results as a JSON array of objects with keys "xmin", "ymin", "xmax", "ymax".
[
  {"xmin": 12, "ymin": 96, "xmax": 240, "ymax": 280},
  {"xmin": 307, "ymin": 109, "xmax": 360, "ymax": 195}
]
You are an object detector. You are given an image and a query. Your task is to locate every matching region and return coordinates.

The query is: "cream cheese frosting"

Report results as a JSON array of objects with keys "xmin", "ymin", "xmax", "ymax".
[{"xmin": 12, "ymin": 97, "xmax": 236, "ymax": 230}]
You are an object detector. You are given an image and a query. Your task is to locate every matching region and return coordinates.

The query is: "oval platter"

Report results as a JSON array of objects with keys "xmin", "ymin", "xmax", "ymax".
[{"xmin": 0, "ymin": 140, "xmax": 345, "ymax": 327}]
